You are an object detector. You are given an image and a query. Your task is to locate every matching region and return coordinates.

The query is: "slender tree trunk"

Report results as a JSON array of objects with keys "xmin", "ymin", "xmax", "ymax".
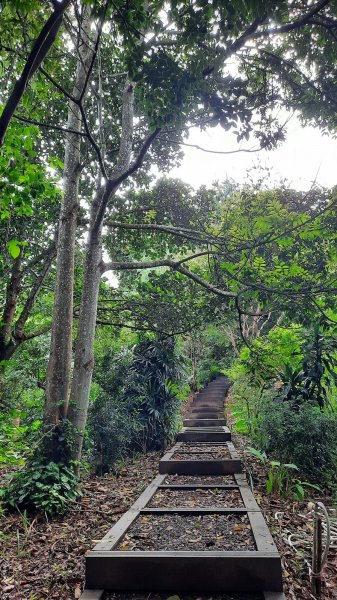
[
  {"xmin": 44, "ymin": 7, "xmax": 92, "ymax": 425},
  {"xmin": 0, "ymin": 252, "xmax": 22, "ymax": 407},
  {"xmin": 68, "ymin": 82, "xmax": 134, "ymax": 460},
  {"xmin": 67, "ymin": 193, "xmax": 104, "ymax": 459},
  {"xmin": 0, "ymin": 252, "xmax": 22, "ymax": 355}
]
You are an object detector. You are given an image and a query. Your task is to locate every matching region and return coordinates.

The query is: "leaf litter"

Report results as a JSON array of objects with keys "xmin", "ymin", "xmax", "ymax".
[
  {"xmin": 117, "ymin": 513, "xmax": 255, "ymax": 551},
  {"xmin": 149, "ymin": 488, "xmax": 243, "ymax": 508},
  {"xmin": 0, "ymin": 452, "xmax": 161, "ymax": 599}
]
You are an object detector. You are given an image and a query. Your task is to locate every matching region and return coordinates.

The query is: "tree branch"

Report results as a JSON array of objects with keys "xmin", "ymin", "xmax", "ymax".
[
  {"xmin": 158, "ymin": 137, "xmax": 261, "ymax": 155},
  {"xmin": 14, "ymin": 243, "xmax": 56, "ymax": 338},
  {"xmin": 254, "ymin": 0, "xmax": 331, "ymax": 38},
  {"xmin": 0, "ymin": 0, "xmax": 71, "ymax": 145},
  {"xmin": 92, "ymin": 127, "xmax": 161, "ymax": 235},
  {"xmin": 18, "ymin": 324, "xmax": 52, "ymax": 341},
  {"xmin": 101, "ymin": 256, "xmax": 237, "ymax": 298},
  {"xmin": 13, "ymin": 113, "xmax": 87, "ymax": 137},
  {"xmin": 105, "ymin": 219, "xmax": 207, "ymax": 243}
]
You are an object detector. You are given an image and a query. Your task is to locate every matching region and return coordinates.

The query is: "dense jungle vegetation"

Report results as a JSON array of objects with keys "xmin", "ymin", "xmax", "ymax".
[{"xmin": 1, "ymin": 0, "xmax": 337, "ymax": 519}]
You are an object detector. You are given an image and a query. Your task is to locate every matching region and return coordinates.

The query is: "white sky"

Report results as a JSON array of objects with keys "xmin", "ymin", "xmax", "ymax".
[{"xmin": 169, "ymin": 114, "xmax": 337, "ymax": 191}]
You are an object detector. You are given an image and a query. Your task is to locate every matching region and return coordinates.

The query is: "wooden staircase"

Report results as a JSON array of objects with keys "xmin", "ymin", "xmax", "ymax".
[{"xmin": 81, "ymin": 376, "xmax": 286, "ymax": 600}]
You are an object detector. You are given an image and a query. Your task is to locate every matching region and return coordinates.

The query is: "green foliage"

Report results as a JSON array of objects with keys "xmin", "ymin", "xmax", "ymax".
[
  {"xmin": 0, "ymin": 119, "xmax": 60, "ymax": 222},
  {"xmin": 0, "ymin": 460, "xmax": 81, "ymax": 516},
  {"xmin": 88, "ymin": 337, "xmax": 186, "ymax": 472},
  {"xmin": 259, "ymin": 400, "xmax": 337, "ymax": 489},
  {"xmin": 88, "ymin": 349, "xmax": 141, "ymax": 473},
  {"xmin": 247, "ymin": 448, "xmax": 320, "ymax": 500},
  {"xmin": 0, "ymin": 409, "xmax": 41, "ymax": 466},
  {"xmin": 230, "ymin": 321, "xmax": 337, "ymax": 491},
  {"xmin": 123, "ymin": 337, "xmax": 186, "ymax": 449},
  {"xmin": 278, "ymin": 325, "xmax": 337, "ymax": 409}
]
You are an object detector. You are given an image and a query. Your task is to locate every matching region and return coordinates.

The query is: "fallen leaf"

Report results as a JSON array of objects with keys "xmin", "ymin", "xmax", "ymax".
[
  {"xmin": 234, "ymin": 524, "xmax": 250, "ymax": 532},
  {"xmin": 119, "ymin": 544, "xmax": 129, "ymax": 551},
  {"xmin": 75, "ymin": 585, "xmax": 81, "ymax": 598}
]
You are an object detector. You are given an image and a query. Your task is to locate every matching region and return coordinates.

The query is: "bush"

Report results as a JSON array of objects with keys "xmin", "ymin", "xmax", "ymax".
[
  {"xmin": 88, "ymin": 396, "xmax": 142, "ymax": 474},
  {"xmin": 259, "ymin": 399, "xmax": 337, "ymax": 488},
  {"xmin": 122, "ymin": 338, "xmax": 185, "ymax": 450},
  {"xmin": 87, "ymin": 349, "xmax": 140, "ymax": 473},
  {"xmin": 88, "ymin": 337, "xmax": 186, "ymax": 472},
  {"xmin": 0, "ymin": 460, "xmax": 81, "ymax": 515}
]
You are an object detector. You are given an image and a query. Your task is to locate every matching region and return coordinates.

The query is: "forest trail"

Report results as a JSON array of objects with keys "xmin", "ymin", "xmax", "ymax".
[{"xmin": 81, "ymin": 377, "xmax": 286, "ymax": 600}]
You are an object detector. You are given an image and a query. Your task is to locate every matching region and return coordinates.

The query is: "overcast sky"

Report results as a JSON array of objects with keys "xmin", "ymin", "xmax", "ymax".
[{"xmin": 169, "ymin": 113, "xmax": 337, "ymax": 191}]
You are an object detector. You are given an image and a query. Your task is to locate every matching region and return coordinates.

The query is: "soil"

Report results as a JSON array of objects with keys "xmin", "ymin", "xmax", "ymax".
[
  {"xmin": 172, "ymin": 445, "xmax": 231, "ymax": 459},
  {"xmin": 104, "ymin": 593, "xmax": 264, "ymax": 600},
  {"xmin": 149, "ymin": 488, "xmax": 244, "ymax": 508},
  {"xmin": 117, "ymin": 513, "xmax": 255, "ymax": 551},
  {"xmin": 172, "ymin": 452, "xmax": 230, "ymax": 460},
  {"xmin": 164, "ymin": 474, "xmax": 236, "ymax": 485},
  {"xmin": 0, "ymin": 452, "xmax": 161, "ymax": 600}
]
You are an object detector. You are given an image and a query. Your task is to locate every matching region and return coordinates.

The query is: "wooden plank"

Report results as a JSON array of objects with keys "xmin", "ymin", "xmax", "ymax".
[
  {"xmin": 93, "ymin": 474, "xmax": 166, "ymax": 551},
  {"xmin": 189, "ymin": 413, "xmax": 221, "ymax": 419},
  {"xmin": 177, "ymin": 430, "xmax": 231, "ymax": 442},
  {"xmin": 79, "ymin": 590, "xmax": 104, "ymax": 600},
  {"xmin": 191, "ymin": 409, "xmax": 222, "ymax": 412},
  {"xmin": 175, "ymin": 450, "xmax": 231, "ymax": 455},
  {"xmin": 159, "ymin": 458, "xmax": 242, "ymax": 475},
  {"xmin": 247, "ymin": 511, "xmax": 279, "ymax": 553},
  {"xmin": 183, "ymin": 419, "xmax": 227, "ymax": 427},
  {"xmin": 140, "ymin": 507, "xmax": 260, "ymax": 514},
  {"xmin": 158, "ymin": 484, "xmax": 239, "ymax": 489},
  {"xmin": 227, "ymin": 441, "xmax": 241, "ymax": 460},
  {"xmin": 181, "ymin": 426, "xmax": 229, "ymax": 431},
  {"xmin": 191, "ymin": 400, "xmax": 224, "ymax": 410},
  {"xmin": 234, "ymin": 474, "xmax": 261, "ymax": 511},
  {"xmin": 189, "ymin": 409, "xmax": 221, "ymax": 414},
  {"xmin": 85, "ymin": 551, "xmax": 283, "ymax": 592}
]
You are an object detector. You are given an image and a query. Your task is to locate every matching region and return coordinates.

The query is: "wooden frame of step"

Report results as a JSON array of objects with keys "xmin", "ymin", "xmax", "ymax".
[
  {"xmin": 190, "ymin": 407, "xmax": 222, "ymax": 411},
  {"xmin": 85, "ymin": 472, "xmax": 282, "ymax": 593},
  {"xmin": 158, "ymin": 441, "xmax": 242, "ymax": 474},
  {"xmin": 177, "ymin": 426, "xmax": 231, "ymax": 442},
  {"xmin": 183, "ymin": 418, "xmax": 227, "ymax": 427}
]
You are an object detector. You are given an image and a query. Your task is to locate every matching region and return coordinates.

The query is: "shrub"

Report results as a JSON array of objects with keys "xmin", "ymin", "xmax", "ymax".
[
  {"xmin": 122, "ymin": 337, "xmax": 186, "ymax": 450},
  {"xmin": 88, "ymin": 337, "xmax": 186, "ymax": 472},
  {"xmin": 259, "ymin": 399, "xmax": 337, "ymax": 488},
  {"xmin": 88, "ymin": 396, "xmax": 142, "ymax": 474},
  {"xmin": 0, "ymin": 460, "xmax": 81, "ymax": 515}
]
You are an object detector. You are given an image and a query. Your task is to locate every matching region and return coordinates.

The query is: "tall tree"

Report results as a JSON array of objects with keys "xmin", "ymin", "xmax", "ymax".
[{"xmin": 44, "ymin": 4, "xmax": 94, "ymax": 425}]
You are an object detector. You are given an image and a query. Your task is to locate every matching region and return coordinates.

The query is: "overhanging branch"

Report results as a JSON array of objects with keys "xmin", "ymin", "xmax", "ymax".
[
  {"xmin": 101, "ymin": 256, "xmax": 237, "ymax": 299},
  {"xmin": 0, "ymin": 0, "xmax": 72, "ymax": 146}
]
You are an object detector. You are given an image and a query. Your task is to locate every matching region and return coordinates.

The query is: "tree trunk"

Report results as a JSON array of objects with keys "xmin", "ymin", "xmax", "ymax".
[
  {"xmin": 44, "ymin": 7, "xmax": 92, "ymax": 426},
  {"xmin": 67, "ymin": 193, "xmax": 104, "ymax": 459},
  {"xmin": 68, "ymin": 82, "xmax": 135, "ymax": 461},
  {"xmin": 0, "ymin": 252, "xmax": 22, "ymax": 407},
  {"xmin": 0, "ymin": 251, "xmax": 22, "ymax": 357}
]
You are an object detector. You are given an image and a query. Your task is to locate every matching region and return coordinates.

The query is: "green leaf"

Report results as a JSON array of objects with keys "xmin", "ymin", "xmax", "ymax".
[
  {"xmin": 246, "ymin": 447, "xmax": 266, "ymax": 463},
  {"xmin": 7, "ymin": 239, "xmax": 21, "ymax": 258}
]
